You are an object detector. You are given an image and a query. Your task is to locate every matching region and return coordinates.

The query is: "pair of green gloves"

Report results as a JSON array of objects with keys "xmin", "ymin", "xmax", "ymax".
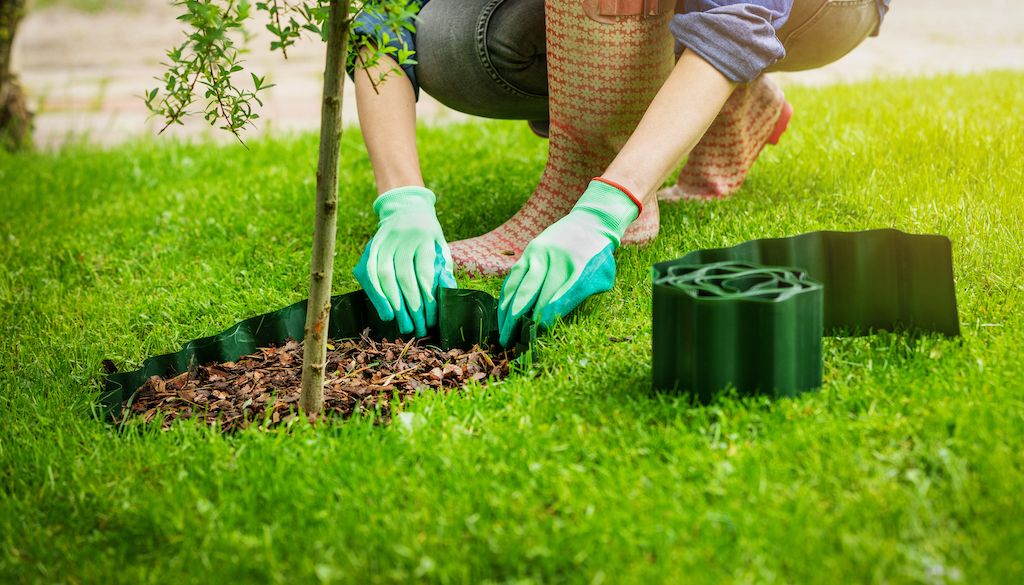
[{"xmin": 353, "ymin": 180, "xmax": 640, "ymax": 346}]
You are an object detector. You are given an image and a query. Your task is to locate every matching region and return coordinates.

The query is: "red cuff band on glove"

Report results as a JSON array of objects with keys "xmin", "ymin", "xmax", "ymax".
[{"xmin": 592, "ymin": 177, "xmax": 644, "ymax": 215}]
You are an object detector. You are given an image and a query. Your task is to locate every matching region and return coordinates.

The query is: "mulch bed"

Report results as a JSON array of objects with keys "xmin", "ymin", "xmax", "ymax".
[{"xmin": 115, "ymin": 331, "xmax": 514, "ymax": 432}]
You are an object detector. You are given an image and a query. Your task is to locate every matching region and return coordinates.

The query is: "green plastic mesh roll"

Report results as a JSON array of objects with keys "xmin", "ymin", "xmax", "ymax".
[
  {"xmin": 652, "ymin": 229, "xmax": 960, "ymax": 401},
  {"xmin": 653, "ymin": 261, "xmax": 824, "ymax": 402}
]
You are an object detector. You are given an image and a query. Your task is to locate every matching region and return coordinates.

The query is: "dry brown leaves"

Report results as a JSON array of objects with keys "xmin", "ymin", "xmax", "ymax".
[{"xmin": 117, "ymin": 330, "xmax": 513, "ymax": 432}]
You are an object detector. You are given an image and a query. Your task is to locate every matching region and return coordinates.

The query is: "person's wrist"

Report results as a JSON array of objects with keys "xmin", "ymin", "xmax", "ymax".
[
  {"xmin": 570, "ymin": 178, "xmax": 642, "ymax": 243},
  {"xmin": 373, "ymin": 185, "xmax": 436, "ymax": 218}
]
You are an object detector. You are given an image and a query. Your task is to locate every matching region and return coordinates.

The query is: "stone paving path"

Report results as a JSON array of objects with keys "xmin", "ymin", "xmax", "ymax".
[{"xmin": 12, "ymin": 0, "xmax": 1024, "ymax": 148}]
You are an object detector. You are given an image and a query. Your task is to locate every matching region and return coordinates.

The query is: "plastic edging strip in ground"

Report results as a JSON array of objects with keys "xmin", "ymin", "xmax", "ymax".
[
  {"xmin": 651, "ymin": 229, "xmax": 959, "ymax": 401},
  {"xmin": 100, "ymin": 287, "xmax": 536, "ymax": 419}
]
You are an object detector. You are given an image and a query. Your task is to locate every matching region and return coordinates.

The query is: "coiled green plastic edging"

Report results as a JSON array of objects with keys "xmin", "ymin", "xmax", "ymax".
[
  {"xmin": 652, "ymin": 229, "xmax": 959, "ymax": 402},
  {"xmin": 99, "ymin": 288, "xmax": 536, "ymax": 419}
]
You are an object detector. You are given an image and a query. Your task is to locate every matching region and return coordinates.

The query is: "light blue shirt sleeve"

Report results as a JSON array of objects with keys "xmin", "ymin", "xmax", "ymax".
[
  {"xmin": 671, "ymin": 0, "xmax": 890, "ymax": 83},
  {"xmin": 670, "ymin": 0, "xmax": 793, "ymax": 83}
]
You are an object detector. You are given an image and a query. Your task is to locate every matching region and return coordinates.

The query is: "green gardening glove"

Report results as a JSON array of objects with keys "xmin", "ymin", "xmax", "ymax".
[
  {"xmin": 353, "ymin": 186, "xmax": 457, "ymax": 338},
  {"xmin": 497, "ymin": 179, "xmax": 641, "ymax": 346}
]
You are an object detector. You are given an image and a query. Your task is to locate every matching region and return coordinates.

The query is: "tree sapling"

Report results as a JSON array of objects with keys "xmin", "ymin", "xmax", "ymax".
[{"xmin": 146, "ymin": 0, "xmax": 419, "ymax": 413}]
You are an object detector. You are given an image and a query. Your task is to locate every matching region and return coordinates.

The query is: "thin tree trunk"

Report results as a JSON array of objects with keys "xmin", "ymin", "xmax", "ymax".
[
  {"xmin": 300, "ymin": 0, "xmax": 350, "ymax": 414},
  {"xmin": 0, "ymin": 0, "xmax": 31, "ymax": 151}
]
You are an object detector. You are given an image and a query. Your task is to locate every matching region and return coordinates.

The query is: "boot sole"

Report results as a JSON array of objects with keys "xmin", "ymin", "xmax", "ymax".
[{"xmin": 766, "ymin": 100, "xmax": 793, "ymax": 147}]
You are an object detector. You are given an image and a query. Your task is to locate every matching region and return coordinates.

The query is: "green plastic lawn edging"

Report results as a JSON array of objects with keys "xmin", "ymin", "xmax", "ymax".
[
  {"xmin": 651, "ymin": 229, "xmax": 960, "ymax": 402},
  {"xmin": 101, "ymin": 229, "xmax": 960, "ymax": 417},
  {"xmin": 99, "ymin": 288, "xmax": 537, "ymax": 419}
]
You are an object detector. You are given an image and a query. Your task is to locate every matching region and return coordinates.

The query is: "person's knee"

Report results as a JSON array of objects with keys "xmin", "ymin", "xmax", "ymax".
[
  {"xmin": 485, "ymin": 0, "xmax": 547, "ymax": 97},
  {"xmin": 415, "ymin": 0, "xmax": 548, "ymax": 120},
  {"xmin": 769, "ymin": 0, "xmax": 879, "ymax": 72}
]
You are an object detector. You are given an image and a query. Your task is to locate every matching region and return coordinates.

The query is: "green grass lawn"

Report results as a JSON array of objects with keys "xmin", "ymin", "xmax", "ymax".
[{"xmin": 1, "ymin": 72, "xmax": 1022, "ymax": 584}]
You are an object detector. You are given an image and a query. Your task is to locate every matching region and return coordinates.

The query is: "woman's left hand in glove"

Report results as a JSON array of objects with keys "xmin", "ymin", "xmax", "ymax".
[{"xmin": 497, "ymin": 179, "xmax": 641, "ymax": 346}]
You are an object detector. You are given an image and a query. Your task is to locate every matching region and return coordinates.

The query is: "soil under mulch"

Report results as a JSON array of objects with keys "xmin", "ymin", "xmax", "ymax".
[{"xmin": 115, "ymin": 331, "xmax": 514, "ymax": 432}]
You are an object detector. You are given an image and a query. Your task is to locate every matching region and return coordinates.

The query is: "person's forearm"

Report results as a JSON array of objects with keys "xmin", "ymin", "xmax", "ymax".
[
  {"xmin": 354, "ymin": 50, "xmax": 424, "ymax": 194},
  {"xmin": 602, "ymin": 50, "xmax": 737, "ymax": 206}
]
